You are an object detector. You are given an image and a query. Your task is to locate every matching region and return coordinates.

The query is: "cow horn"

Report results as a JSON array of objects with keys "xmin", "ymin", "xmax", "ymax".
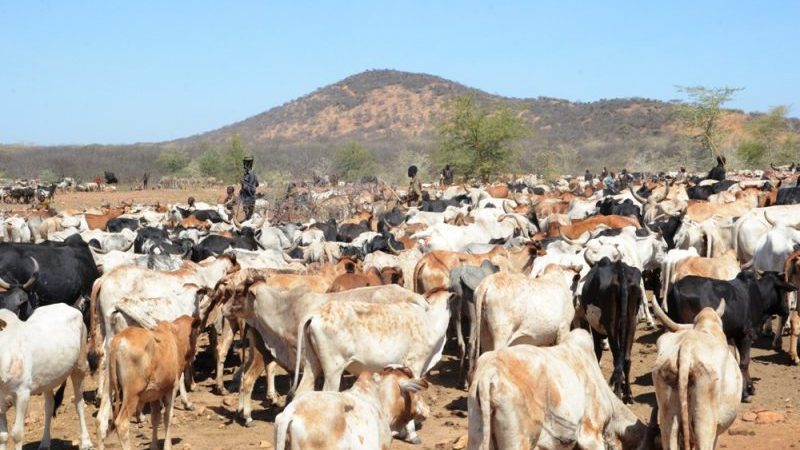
[
  {"xmin": 560, "ymin": 229, "xmax": 590, "ymax": 246},
  {"xmin": 629, "ymin": 186, "xmax": 648, "ymax": 204},
  {"xmin": 715, "ymin": 298, "xmax": 726, "ymax": 318},
  {"xmin": 771, "ymin": 162, "xmax": 779, "ymax": 171},
  {"xmin": 23, "ymin": 258, "xmax": 39, "ymax": 289},
  {"xmin": 583, "ymin": 248, "xmax": 595, "ymax": 266},
  {"xmin": 503, "ymin": 201, "xmax": 513, "ymax": 214},
  {"xmin": 90, "ymin": 244, "xmax": 109, "ymax": 254},
  {"xmin": 651, "ymin": 292, "xmax": 691, "ymax": 332},
  {"xmin": 764, "ymin": 210, "xmax": 777, "ymax": 227},
  {"xmin": 0, "ymin": 273, "xmax": 11, "ymax": 289},
  {"xmin": 386, "ymin": 237, "xmax": 401, "ymax": 255}
]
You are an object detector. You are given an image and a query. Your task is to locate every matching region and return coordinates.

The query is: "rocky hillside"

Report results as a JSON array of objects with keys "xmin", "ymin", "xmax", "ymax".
[{"xmin": 2, "ymin": 69, "xmax": 783, "ymax": 181}]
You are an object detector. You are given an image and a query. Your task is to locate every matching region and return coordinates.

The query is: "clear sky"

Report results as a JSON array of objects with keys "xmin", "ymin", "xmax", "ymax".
[{"xmin": 1, "ymin": 1, "xmax": 798, "ymax": 145}]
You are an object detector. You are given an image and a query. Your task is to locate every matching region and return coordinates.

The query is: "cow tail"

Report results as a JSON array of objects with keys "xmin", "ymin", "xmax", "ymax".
[
  {"xmin": 661, "ymin": 259, "xmax": 671, "ymax": 308},
  {"xmin": 53, "ymin": 382, "xmax": 67, "ymax": 417},
  {"xmin": 274, "ymin": 418, "xmax": 292, "ymax": 450},
  {"xmin": 477, "ymin": 374, "xmax": 494, "ymax": 450},
  {"xmin": 87, "ymin": 276, "xmax": 104, "ymax": 374},
  {"xmin": 469, "ymin": 285, "xmax": 487, "ymax": 384},
  {"xmin": 291, "ymin": 316, "xmax": 313, "ymax": 395},
  {"xmin": 678, "ymin": 344, "xmax": 692, "ymax": 450},
  {"xmin": 413, "ymin": 258, "xmax": 426, "ymax": 294},
  {"xmin": 108, "ymin": 344, "xmax": 121, "ymax": 433}
]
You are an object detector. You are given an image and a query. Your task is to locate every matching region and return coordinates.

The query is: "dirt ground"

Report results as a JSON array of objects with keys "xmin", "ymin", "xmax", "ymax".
[{"xmin": 4, "ymin": 190, "xmax": 800, "ymax": 449}]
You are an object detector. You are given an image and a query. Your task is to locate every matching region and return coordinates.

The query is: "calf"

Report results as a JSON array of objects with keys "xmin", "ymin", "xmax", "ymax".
[
  {"xmin": 579, "ymin": 257, "xmax": 643, "ymax": 403},
  {"xmin": 651, "ymin": 300, "xmax": 741, "ymax": 450},
  {"xmin": 666, "ymin": 271, "xmax": 796, "ymax": 401},
  {"xmin": 274, "ymin": 367, "xmax": 429, "ymax": 449},
  {"xmin": 0, "ymin": 304, "xmax": 93, "ymax": 450},
  {"xmin": 467, "ymin": 329, "xmax": 649, "ymax": 449},
  {"xmin": 97, "ymin": 316, "xmax": 201, "ymax": 450}
]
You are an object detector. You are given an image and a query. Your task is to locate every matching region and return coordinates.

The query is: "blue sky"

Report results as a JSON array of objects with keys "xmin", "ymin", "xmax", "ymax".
[{"xmin": 1, "ymin": 1, "xmax": 798, "ymax": 145}]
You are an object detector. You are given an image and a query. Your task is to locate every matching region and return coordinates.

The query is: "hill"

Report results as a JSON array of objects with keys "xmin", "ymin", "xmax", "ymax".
[{"xmin": 0, "ymin": 69, "xmax": 785, "ymax": 182}]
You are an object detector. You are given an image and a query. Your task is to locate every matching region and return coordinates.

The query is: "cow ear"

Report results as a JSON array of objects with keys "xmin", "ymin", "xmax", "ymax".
[{"xmin": 0, "ymin": 318, "xmax": 6, "ymax": 331}]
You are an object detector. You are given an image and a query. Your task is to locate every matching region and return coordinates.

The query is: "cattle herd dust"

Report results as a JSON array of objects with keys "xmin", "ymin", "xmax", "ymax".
[{"xmin": 2, "ymin": 165, "xmax": 800, "ymax": 450}]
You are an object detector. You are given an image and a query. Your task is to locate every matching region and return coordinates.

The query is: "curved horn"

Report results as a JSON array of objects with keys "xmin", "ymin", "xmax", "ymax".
[
  {"xmin": 764, "ymin": 210, "xmax": 777, "ymax": 227},
  {"xmin": 651, "ymin": 290, "xmax": 691, "ymax": 332},
  {"xmin": 0, "ymin": 273, "xmax": 11, "ymax": 289},
  {"xmin": 715, "ymin": 298, "xmax": 726, "ymax": 318},
  {"xmin": 583, "ymin": 248, "xmax": 595, "ymax": 267},
  {"xmin": 642, "ymin": 220, "xmax": 656, "ymax": 235},
  {"xmin": 503, "ymin": 201, "xmax": 513, "ymax": 214},
  {"xmin": 629, "ymin": 185, "xmax": 648, "ymax": 204},
  {"xmin": 23, "ymin": 257, "xmax": 39, "ymax": 289},
  {"xmin": 386, "ymin": 236, "xmax": 401, "ymax": 255},
  {"xmin": 771, "ymin": 162, "xmax": 778, "ymax": 171},
  {"xmin": 560, "ymin": 228, "xmax": 590, "ymax": 246},
  {"xmin": 90, "ymin": 244, "xmax": 109, "ymax": 254}
]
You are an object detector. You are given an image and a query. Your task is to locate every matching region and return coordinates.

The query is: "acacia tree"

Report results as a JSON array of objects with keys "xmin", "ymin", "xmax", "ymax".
[
  {"xmin": 435, "ymin": 94, "xmax": 531, "ymax": 182},
  {"xmin": 737, "ymin": 105, "xmax": 799, "ymax": 167},
  {"xmin": 332, "ymin": 141, "xmax": 377, "ymax": 181},
  {"xmin": 673, "ymin": 86, "xmax": 742, "ymax": 159}
]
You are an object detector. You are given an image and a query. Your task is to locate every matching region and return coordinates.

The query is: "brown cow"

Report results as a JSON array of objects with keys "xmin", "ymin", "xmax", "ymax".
[
  {"xmin": 85, "ymin": 208, "xmax": 126, "ymax": 230},
  {"xmin": 98, "ymin": 315, "xmax": 201, "ymax": 450},
  {"xmin": 327, "ymin": 266, "xmax": 404, "ymax": 293},
  {"xmin": 550, "ymin": 214, "xmax": 639, "ymax": 239},
  {"xmin": 179, "ymin": 215, "xmax": 210, "ymax": 230}
]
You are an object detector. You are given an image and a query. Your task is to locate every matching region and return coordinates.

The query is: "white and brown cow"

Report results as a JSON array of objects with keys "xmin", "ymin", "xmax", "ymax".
[
  {"xmin": 0, "ymin": 304, "xmax": 93, "ymax": 450},
  {"xmin": 274, "ymin": 367, "xmax": 429, "ymax": 450},
  {"xmin": 467, "ymin": 329, "xmax": 649, "ymax": 449},
  {"xmin": 651, "ymin": 299, "xmax": 742, "ymax": 450}
]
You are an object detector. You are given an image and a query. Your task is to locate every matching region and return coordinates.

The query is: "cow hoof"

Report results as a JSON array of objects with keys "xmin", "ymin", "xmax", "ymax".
[
  {"xmin": 742, "ymin": 394, "xmax": 753, "ymax": 403},
  {"xmin": 213, "ymin": 386, "xmax": 228, "ymax": 396},
  {"xmin": 184, "ymin": 403, "xmax": 195, "ymax": 411},
  {"xmin": 402, "ymin": 436, "xmax": 422, "ymax": 445},
  {"xmin": 244, "ymin": 419, "xmax": 256, "ymax": 428}
]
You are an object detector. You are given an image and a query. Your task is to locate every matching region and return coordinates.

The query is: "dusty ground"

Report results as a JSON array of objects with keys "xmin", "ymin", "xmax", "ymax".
[{"xmin": 4, "ymin": 190, "xmax": 800, "ymax": 449}]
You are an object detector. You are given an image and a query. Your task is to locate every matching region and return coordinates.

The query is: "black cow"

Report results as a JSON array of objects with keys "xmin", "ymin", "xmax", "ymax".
[
  {"xmin": 175, "ymin": 206, "xmax": 227, "ymax": 223},
  {"xmin": 596, "ymin": 198, "xmax": 641, "ymax": 224},
  {"xmin": 337, "ymin": 222, "xmax": 370, "ymax": 243},
  {"xmin": 104, "ymin": 171, "xmax": 118, "ymax": 184},
  {"xmin": 420, "ymin": 198, "xmax": 461, "ymax": 213},
  {"xmin": 775, "ymin": 187, "xmax": 800, "ymax": 205},
  {"xmin": 580, "ymin": 257, "xmax": 642, "ymax": 403},
  {"xmin": 106, "ymin": 217, "xmax": 141, "ymax": 233},
  {"xmin": 363, "ymin": 232, "xmax": 405, "ymax": 254},
  {"xmin": 376, "ymin": 208, "xmax": 405, "ymax": 233},
  {"xmin": 707, "ymin": 156, "xmax": 726, "ymax": 181},
  {"xmin": 686, "ymin": 179, "xmax": 737, "ymax": 200},
  {"xmin": 665, "ymin": 271, "xmax": 797, "ymax": 402},
  {"xmin": 310, "ymin": 218, "xmax": 338, "ymax": 242},
  {"xmin": 0, "ymin": 234, "xmax": 100, "ymax": 320},
  {"xmin": 191, "ymin": 227, "xmax": 260, "ymax": 262},
  {"xmin": 134, "ymin": 226, "xmax": 170, "ymax": 253},
  {"xmin": 649, "ymin": 213, "xmax": 684, "ymax": 249}
]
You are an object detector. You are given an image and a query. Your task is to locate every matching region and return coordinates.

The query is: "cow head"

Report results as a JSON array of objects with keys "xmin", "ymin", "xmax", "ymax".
[
  {"xmin": 755, "ymin": 271, "xmax": 797, "ymax": 319},
  {"xmin": 367, "ymin": 366, "xmax": 430, "ymax": 436},
  {"xmin": 0, "ymin": 257, "xmax": 39, "ymax": 319}
]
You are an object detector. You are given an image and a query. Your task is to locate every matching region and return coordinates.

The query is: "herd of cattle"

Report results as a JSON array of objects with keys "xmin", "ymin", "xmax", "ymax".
[{"xmin": 2, "ymin": 164, "xmax": 800, "ymax": 450}]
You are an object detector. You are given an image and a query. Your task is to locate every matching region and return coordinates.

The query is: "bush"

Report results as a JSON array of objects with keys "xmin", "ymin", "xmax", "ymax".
[
  {"xmin": 157, "ymin": 149, "xmax": 190, "ymax": 173},
  {"xmin": 332, "ymin": 141, "xmax": 377, "ymax": 181},
  {"xmin": 39, "ymin": 169, "xmax": 58, "ymax": 184}
]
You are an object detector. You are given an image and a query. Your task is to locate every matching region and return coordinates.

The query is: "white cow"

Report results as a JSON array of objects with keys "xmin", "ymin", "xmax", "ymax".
[{"xmin": 0, "ymin": 304, "xmax": 93, "ymax": 450}]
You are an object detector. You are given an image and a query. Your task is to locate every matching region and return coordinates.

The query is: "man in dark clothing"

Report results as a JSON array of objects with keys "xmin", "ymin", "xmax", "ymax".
[
  {"xmin": 442, "ymin": 164, "xmax": 454, "ymax": 186},
  {"xmin": 240, "ymin": 155, "xmax": 259, "ymax": 220},
  {"xmin": 142, "ymin": 172, "xmax": 149, "ymax": 190},
  {"xmin": 707, "ymin": 155, "xmax": 726, "ymax": 181},
  {"xmin": 601, "ymin": 167, "xmax": 608, "ymax": 179},
  {"xmin": 584, "ymin": 169, "xmax": 593, "ymax": 183},
  {"xmin": 407, "ymin": 165, "xmax": 422, "ymax": 207}
]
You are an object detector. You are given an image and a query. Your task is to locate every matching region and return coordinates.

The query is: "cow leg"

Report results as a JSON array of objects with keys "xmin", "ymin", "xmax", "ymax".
[
  {"xmin": 394, "ymin": 420, "xmax": 422, "ymax": 445},
  {"xmin": 10, "ymin": 389, "xmax": 29, "ymax": 450},
  {"xmin": 789, "ymin": 311, "xmax": 800, "ymax": 365},
  {"xmin": 177, "ymin": 373, "xmax": 194, "ymax": 410},
  {"xmin": 149, "ymin": 402, "xmax": 161, "ymax": 450},
  {"xmin": 96, "ymin": 371, "xmax": 114, "ymax": 450},
  {"xmin": 591, "ymin": 332, "xmax": 604, "ymax": 362},
  {"xmin": 38, "ymin": 389, "xmax": 55, "ymax": 450},
  {"xmin": 213, "ymin": 318, "xmax": 235, "ymax": 395},
  {"xmin": 322, "ymin": 365, "xmax": 345, "ymax": 392},
  {"xmin": 454, "ymin": 299, "xmax": 466, "ymax": 373},
  {"xmin": 237, "ymin": 341, "xmax": 266, "ymax": 427},
  {"xmin": 184, "ymin": 365, "xmax": 197, "ymax": 392},
  {"xmin": 162, "ymin": 390, "xmax": 177, "ymax": 450},
  {"xmin": 738, "ymin": 335, "xmax": 755, "ymax": 402},
  {"xmin": 772, "ymin": 315, "xmax": 786, "ymax": 351},
  {"xmin": 607, "ymin": 335, "xmax": 625, "ymax": 401},
  {"xmin": 0, "ymin": 400, "xmax": 8, "ymax": 450},
  {"xmin": 113, "ymin": 389, "xmax": 137, "ymax": 450},
  {"xmin": 266, "ymin": 361, "xmax": 279, "ymax": 405},
  {"xmin": 639, "ymin": 283, "xmax": 655, "ymax": 328},
  {"xmin": 70, "ymin": 370, "xmax": 93, "ymax": 450}
]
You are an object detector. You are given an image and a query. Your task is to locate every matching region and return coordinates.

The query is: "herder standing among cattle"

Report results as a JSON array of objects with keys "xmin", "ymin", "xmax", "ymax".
[
  {"xmin": 441, "ymin": 164, "xmax": 454, "ymax": 186},
  {"xmin": 708, "ymin": 155, "xmax": 727, "ymax": 181},
  {"xmin": 408, "ymin": 164, "xmax": 422, "ymax": 207},
  {"xmin": 240, "ymin": 155, "xmax": 259, "ymax": 220}
]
